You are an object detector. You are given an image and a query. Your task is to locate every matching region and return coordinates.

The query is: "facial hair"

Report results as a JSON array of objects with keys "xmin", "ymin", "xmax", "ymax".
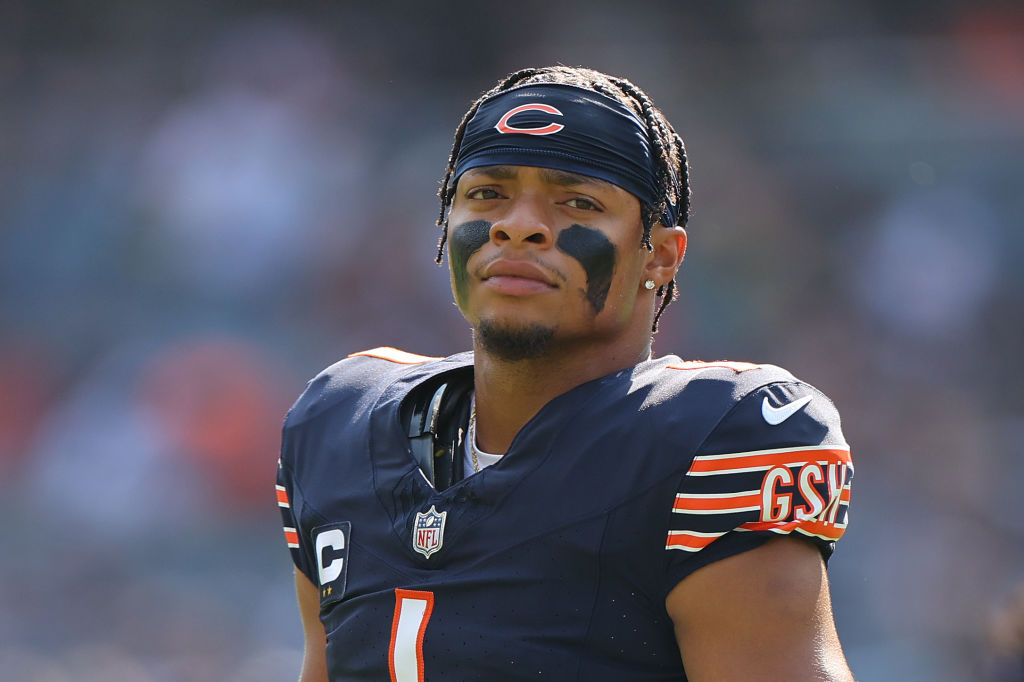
[{"xmin": 476, "ymin": 319, "xmax": 556, "ymax": 362}]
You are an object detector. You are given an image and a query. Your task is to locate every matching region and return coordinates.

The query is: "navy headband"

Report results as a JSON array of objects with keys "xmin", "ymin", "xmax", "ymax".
[{"xmin": 453, "ymin": 83, "xmax": 679, "ymax": 227}]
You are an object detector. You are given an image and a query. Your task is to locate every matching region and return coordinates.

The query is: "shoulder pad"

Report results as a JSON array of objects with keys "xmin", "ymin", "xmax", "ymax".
[{"xmin": 285, "ymin": 348, "xmax": 446, "ymax": 428}]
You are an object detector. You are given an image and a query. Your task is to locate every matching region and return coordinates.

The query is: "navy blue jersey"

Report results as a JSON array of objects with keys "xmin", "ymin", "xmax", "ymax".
[{"xmin": 276, "ymin": 347, "xmax": 853, "ymax": 681}]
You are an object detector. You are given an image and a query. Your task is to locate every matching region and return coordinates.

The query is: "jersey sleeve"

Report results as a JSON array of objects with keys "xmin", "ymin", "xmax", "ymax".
[
  {"xmin": 664, "ymin": 380, "xmax": 853, "ymax": 591},
  {"xmin": 276, "ymin": 454, "xmax": 318, "ymax": 585},
  {"xmin": 273, "ymin": 350, "xmax": 435, "ymax": 588}
]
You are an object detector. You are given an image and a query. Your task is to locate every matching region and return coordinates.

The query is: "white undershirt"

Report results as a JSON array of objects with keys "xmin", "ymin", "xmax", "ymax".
[
  {"xmin": 464, "ymin": 395, "xmax": 503, "ymax": 474},
  {"xmin": 464, "ymin": 440, "xmax": 503, "ymax": 474}
]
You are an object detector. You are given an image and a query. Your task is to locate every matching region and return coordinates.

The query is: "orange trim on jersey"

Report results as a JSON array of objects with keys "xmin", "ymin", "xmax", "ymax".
[
  {"xmin": 673, "ymin": 491, "xmax": 761, "ymax": 513},
  {"xmin": 739, "ymin": 517, "xmax": 846, "ymax": 542},
  {"xmin": 275, "ymin": 485, "xmax": 290, "ymax": 507},
  {"xmin": 688, "ymin": 446, "xmax": 852, "ymax": 475},
  {"xmin": 348, "ymin": 347, "xmax": 441, "ymax": 365},
  {"xmin": 283, "ymin": 527, "xmax": 299, "ymax": 547},
  {"xmin": 666, "ymin": 360, "xmax": 762, "ymax": 373},
  {"xmin": 665, "ymin": 530, "xmax": 724, "ymax": 551}
]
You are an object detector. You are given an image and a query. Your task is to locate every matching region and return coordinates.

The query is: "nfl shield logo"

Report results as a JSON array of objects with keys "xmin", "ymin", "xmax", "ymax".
[{"xmin": 413, "ymin": 505, "xmax": 447, "ymax": 558}]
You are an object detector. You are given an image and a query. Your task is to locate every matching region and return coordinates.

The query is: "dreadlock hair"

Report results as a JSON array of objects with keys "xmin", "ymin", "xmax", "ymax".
[{"xmin": 435, "ymin": 66, "xmax": 691, "ymax": 332}]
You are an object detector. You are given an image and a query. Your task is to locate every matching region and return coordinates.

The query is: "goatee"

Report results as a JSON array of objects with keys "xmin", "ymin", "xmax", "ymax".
[{"xmin": 476, "ymin": 320, "xmax": 555, "ymax": 362}]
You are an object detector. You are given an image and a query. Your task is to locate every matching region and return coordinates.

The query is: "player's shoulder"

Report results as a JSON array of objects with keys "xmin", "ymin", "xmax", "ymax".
[
  {"xmin": 284, "ymin": 346, "xmax": 470, "ymax": 429},
  {"xmin": 647, "ymin": 356, "xmax": 846, "ymax": 449},
  {"xmin": 662, "ymin": 358, "xmax": 853, "ymax": 568},
  {"xmin": 648, "ymin": 356, "xmax": 805, "ymax": 404}
]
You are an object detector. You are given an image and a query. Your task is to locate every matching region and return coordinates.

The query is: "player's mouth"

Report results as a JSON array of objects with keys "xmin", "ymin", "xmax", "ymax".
[{"xmin": 480, "ymin": 259, "xmax": 559, "ymax": 295}]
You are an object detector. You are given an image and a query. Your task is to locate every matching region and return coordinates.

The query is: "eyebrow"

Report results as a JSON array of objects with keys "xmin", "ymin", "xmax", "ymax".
[
  {"xmin": 465, "ymin": 165, "xmax": 615, "ymax": 190},
  {"xmin": 464, "ymin": 165, "xmax": 519, "ymax": 181},
  {"xmin": 539, "ymin": 168, "xmax": 615, "ymax": 190}
]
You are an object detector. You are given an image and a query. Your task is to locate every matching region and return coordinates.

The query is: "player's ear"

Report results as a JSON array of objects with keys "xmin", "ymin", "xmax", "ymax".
[{"xmin": 644, "ymin": 225, "xmax": 686, "ymax": 288}]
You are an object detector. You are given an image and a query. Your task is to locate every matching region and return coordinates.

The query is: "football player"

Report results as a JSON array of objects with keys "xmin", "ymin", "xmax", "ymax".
[{"xmin": 277, "ymin": 65, "xmax": 855, "ymax": 681}]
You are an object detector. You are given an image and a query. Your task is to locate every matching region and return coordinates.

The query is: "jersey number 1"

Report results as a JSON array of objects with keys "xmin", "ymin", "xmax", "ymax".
[{"xmin": 389, "ymin": 589, "xmax": 434, "ymax": 682}]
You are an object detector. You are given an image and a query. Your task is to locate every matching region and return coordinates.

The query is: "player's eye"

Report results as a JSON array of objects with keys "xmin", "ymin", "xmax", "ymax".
[
  {"xmin": 565, "ymin": 197, "xmax": 601, "ymax": 211},
  {"xmin": 466, "ymin": 187, "xmax": 502, "ymax": 200}
]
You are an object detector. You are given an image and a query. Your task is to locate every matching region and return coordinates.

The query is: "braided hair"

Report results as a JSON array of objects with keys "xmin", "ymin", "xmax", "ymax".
[{"xmin": 435, "ymin": 66, "xmax": 691, "ymax": 332}]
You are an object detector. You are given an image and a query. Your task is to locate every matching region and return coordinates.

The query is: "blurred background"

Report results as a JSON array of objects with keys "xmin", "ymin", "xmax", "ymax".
[{"xmin": 1, "ymin": 0, "xmax": 1022, "ymax": 680}]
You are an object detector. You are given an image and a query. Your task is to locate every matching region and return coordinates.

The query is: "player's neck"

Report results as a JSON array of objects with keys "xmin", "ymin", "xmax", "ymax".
[{"xmin": 471, "ymin": 338, "xmax": 652, "ymax": 455}]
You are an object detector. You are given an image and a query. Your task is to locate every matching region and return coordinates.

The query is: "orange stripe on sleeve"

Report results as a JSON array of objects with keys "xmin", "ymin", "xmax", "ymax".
[
  {"xmin": 283, "ymin": 527, "xmax": 299, "ymax": 548},
  {"xmin": 688, "ymin": 446, "xmax": 852, "ymax": 476},
  {"xmin": 665, "ymin": 530, "xmax": 725, "ymax": 551},
  {"xmin": 348, "ymin": 347, "xmax": 441, "ymax": 364},
  {"xmin": 738, "ymin": 518, "xmax": 846, "ymax": 542},
  {"xmin": 673, "ymin": 491, "xmax": 761, "ymax": 514},
  {"xmin": 276, "ymin": 485, "xmax": 290, "ymax": 507}
]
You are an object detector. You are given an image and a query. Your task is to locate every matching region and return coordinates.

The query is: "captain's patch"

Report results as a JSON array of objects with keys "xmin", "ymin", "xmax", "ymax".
[{"xmin": 313, "ymin": 522, "xmax": 351, "ymax": 605}]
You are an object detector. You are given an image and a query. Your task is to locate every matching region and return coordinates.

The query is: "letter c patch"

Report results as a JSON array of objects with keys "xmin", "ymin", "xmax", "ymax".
[{"xmin": 313, "ymin": 521, "xmax": 351, "ymax": 605}]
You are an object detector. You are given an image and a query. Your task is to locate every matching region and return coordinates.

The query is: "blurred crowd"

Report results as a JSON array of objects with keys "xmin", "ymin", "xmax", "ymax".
[{"xmin": 1, "ymin": 1, "xmax": 1021, "ymax": 680}]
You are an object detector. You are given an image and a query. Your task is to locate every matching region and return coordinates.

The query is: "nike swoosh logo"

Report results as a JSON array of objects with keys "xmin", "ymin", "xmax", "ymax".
[{"xmin": 761, "ymin": 395, "xmax": 813, "ymax": 425}]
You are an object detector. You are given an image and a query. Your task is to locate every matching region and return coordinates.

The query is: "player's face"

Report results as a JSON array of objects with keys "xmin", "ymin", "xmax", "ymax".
[{"xmin": 446, "ymin": 165, "xmax": 662, "ymax": 358}]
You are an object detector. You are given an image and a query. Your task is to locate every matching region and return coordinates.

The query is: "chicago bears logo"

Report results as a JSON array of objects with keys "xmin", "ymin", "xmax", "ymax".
[{"xmin": 495, "ymin": 103, "xmax": 565, "ymax": 135}]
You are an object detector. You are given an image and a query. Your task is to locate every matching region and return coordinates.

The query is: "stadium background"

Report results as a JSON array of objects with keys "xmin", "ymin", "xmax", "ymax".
[{"xmin": 1, "ymin": 1, "xmax": 1022, "ymax": 679}]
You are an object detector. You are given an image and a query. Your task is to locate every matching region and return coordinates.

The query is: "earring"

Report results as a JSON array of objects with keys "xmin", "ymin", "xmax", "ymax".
[{"xmin": 644, "ymin": 279, "xmax": 656, "ymax": 290}]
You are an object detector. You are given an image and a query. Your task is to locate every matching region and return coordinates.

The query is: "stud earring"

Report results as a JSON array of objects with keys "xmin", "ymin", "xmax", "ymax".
[{"xmin": 644, "ymin": 279, "xmax": 656, "ymax": 290}]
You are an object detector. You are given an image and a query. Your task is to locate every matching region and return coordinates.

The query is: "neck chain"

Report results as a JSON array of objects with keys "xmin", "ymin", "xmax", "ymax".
[{"xmin": 468, "ymin": 404, "xmax": 481, "ymax": 473}]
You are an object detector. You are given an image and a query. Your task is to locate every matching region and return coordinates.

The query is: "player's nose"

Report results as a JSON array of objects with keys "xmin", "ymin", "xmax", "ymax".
[{"xmin": 489, "ymin": 193, "xmax": 553, "ymax": 248}]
